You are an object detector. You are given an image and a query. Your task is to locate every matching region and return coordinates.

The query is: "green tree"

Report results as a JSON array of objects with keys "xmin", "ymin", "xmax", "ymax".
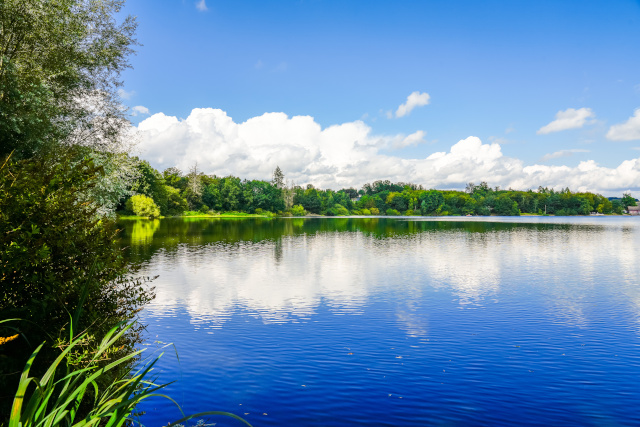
[
  {"xmin": 494, "ymin": 193, "xmax": 520, "ymax": 216},
  {"xmin": 125, "ymin": 194, "xmax": 160, "ymax": 218},
  {"xmin": 419, "ymin": 190, "xmax": 444, "ymax": 215},
  {"xmin": 165, "ymin": 185, "xmax": 188, "ymax": 215},
  {"xmin": 129, "ymin": 159, "xmax": 169, "ymax": 214},
  {"xmin": 163, "ymin": 167, "xmax": 187, "ymax": 191},
  {"xmin": 0, "ymin": 0, "xmax": 137, "ymax": 159},
  {"xmin": 621, "ymin": 192, "xmax": 637, "ymax": 210},
  {"xmin": 220, "ymin": 177, "xmax": 243, "ymax": 211}
]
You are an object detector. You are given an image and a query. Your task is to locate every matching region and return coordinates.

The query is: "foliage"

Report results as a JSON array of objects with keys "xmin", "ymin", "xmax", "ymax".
[
  {"xmin": 334, "ymin": 204, "xmax": 350, "ymax": 216},
  {"xmin": 118, "ymin": 160, "xmax": 629, "ymax": 218},
  {"xmin": 129, "ymin": 159, "xmax": 169, "ymax": 214},
  {"xmin": 0, "ymin": 151, "xmax": 153, "ymax": 418},
  {"xmin": 3, "ymin": 320, "xmax": 252, "ymax": 427},
  {"xmin": 0, "ymin": 0, "xmax": 138, "ymax": 159},
  {"xmin": 325, "ymin": 207, "xmax": 338, "ymax": 216},
  {"xmin": 125, "ymin": 194, "xmax": 160, "ymax": 218},
  {"xmin": 621, "ymin": 192, "xmax": 637, "ymax": 209},
  {"xmin": 166, "ymin": 185, "xmax": 189, "ymax": 216},
  {"xmin": 291, "ymin": 205, "xmax": 306, "ymax": 216}
]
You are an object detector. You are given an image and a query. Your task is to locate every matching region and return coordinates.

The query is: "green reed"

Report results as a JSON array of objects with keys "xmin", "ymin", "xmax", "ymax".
[{"xmin": 5, "ymin": 320, "xmax": 251, "ymax": 427}]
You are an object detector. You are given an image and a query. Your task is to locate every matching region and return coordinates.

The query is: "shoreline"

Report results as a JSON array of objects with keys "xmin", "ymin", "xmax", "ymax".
[{"xmin": 117, "ymin": 213, "xmax": 630, "ymax": 220}]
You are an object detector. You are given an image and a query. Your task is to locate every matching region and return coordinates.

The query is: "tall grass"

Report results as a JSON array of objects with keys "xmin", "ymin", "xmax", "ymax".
[{"xmin": 4, "ymin": 320, "xmax": 251, "ymax": 427}]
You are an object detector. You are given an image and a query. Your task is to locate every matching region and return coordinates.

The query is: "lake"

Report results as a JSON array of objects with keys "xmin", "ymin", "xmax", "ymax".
[{"xmin": 119, "ymin": 216, "xmax": 640, "ymax": 426}]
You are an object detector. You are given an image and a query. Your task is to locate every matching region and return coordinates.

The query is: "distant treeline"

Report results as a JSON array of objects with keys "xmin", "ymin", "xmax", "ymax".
[{"xmin": 119, "ymin": 161, "xmax": 638, "ymax": 217}]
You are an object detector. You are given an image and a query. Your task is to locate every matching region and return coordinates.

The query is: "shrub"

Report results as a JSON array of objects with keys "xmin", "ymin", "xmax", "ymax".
[
  {"xmin": 370, "ymin": 207, "xmax": 380, "ymax": 215},
  {"xmin": 199, "ymin": 204, "xmax": 210, "ymax": 214},
  {"xmin": 291, "ymin": 205, "xmax": 306, "ymax": 216},
  {"xmin": 126, "ymin": 194, "xmax": 160, "ymax": 218},
  {"xmin": 335, "ymin": 204, "xmax": 350, "ymax": 216},
  {"xmin": 386, "ymin": 208, "xmax": 400, "ymax": 216},
  {"xmin": 325, "ymin": 207, "xmax": 338, "ymax": 216},
  {"xmin": 0, "ymin": 152, "xmax": 153, "ymax": 417},
  {"xmin": 361, "ymin": 208, "xmax": 371, "ymax": 215}
]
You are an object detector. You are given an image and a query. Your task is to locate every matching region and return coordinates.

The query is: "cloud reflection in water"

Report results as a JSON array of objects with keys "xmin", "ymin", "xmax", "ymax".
[{"xmin": 125, "ymin": 218, "xmax": 640, "ymax": 333}]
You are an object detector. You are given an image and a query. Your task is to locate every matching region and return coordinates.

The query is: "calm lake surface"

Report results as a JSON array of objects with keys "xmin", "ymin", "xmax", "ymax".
[{"xmin": 119, "ymin": 216, "xmax": 640, "ymax": 426}]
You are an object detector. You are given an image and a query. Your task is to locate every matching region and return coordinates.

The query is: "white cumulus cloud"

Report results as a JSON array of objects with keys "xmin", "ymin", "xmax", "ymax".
[
  {"xmin": 537, "ymin": 108, "xmax": 595, "ymax": 134},
  {"xmin": 606, "ymin": 109, "xmax": 640, "ymax": 141},
  {"xmin": 136, "ymin": 108, "xmax": 640, "ymax": 195},
  {"xmin": 395, "ymin": 91, "xmax": 430, "ymax": 118}
]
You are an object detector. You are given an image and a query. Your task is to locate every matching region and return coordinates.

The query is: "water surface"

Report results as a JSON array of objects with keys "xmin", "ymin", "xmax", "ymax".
[{"xmin": 119, "ymin": 216, "xmax": 640, "ymax": 426}]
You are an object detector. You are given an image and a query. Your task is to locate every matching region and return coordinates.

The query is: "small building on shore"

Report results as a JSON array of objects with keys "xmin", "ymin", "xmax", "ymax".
[{"xmin": 628, "ymin": 206, "xmax": 640, "ymax": 215}]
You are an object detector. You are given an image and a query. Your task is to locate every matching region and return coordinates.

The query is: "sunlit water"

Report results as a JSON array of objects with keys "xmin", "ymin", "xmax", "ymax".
[{"xmin": 119, "ymin": 216, "xmax": 640, "ymax": 426}]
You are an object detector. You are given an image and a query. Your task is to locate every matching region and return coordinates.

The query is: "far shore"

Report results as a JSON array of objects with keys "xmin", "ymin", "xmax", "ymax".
[{"xmin": 117, "ymin": 212, "xmax": 630, "ymax": 220}]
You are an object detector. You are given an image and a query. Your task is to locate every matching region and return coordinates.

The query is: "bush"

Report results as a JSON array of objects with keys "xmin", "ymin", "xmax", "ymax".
[
  {"xmin": 291, "ymin": 205, "xmax": 306, "ymax": 216},
  {"xmin": 335, "ymin": 204, "xmax": 350, "ymax": 216},
  {"xmin": 199, "ymin": 204, "xmax": 210, "ymax": 214},
  {"xmin": 125, "ymin": 194, "xmax": 160, "ymax": 218},
  {"xmin": 370, "ymin": 207, "xmax": 380, "ymax": 215},
  {"xmin": 325, "ymin": 207, "xmax": 338, "ymax": 216},
  {"xmin": 361, "ymin": 208, "xmax": 371, "ymax": 215},
  {"xmin": 0, "ymin": 152, "xmax": 153, "ymax": 417},
  {"xmin": 386, "ymin": 208, "xmax": 400, "ymax": 216}
]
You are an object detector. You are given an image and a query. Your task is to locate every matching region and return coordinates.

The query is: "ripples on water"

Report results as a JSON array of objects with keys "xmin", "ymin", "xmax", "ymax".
[{"xmin": 119, "ymin": 217, "xmax": 640, "ymax": 426}]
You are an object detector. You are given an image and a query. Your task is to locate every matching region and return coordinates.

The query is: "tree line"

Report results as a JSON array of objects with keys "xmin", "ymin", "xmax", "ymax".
[{"xmin": 121, "ymin": 162, "xmax": 638, "ymax": 217}]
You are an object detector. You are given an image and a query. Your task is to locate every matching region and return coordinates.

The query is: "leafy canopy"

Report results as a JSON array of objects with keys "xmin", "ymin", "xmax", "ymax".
[{"xmin": 0, "ymin": 0, "xmax": 137, "ymax": 158}]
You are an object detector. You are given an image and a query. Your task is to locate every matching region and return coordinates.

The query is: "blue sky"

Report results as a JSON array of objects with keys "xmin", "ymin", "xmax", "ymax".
[{"xmin": 120, "ymin": 0, "xmax": 640, "ymax": 195}]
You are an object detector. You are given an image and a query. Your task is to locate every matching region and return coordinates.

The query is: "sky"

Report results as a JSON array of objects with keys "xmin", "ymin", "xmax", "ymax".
[{"xmin": 120, "ymin": 0, "xmax": 640, "ymax": 196}]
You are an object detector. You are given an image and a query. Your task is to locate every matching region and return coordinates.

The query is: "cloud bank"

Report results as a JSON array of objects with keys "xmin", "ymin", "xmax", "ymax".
[
  {"xmin": 395, "ymin": 91, "xmax": 430, "ymax": 118},
  {"xmin": 136, "ymin": 108, "xmax": 640, "ymax": 195},
  {"xmin": 537, "ymin": 108, "xmax": 595, "ymax": 134}
]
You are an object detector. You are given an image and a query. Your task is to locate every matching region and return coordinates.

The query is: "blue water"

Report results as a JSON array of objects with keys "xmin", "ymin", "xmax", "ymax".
[{"xmin": 119, "ymin": 217, "xmax": 640, "ymax": 426}]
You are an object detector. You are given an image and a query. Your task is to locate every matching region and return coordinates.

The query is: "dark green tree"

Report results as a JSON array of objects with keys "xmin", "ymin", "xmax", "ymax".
[{"xmin": 621, "ymin": 192, "xmax": 638, "ymax": 209}]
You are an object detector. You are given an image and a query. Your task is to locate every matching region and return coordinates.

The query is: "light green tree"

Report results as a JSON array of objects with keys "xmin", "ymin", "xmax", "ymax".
[
  {"xmin": 126, "ymin": 194, "xmax": 160, "ymax": 218},
  {"xmin": 291, "ymin": 204, "xmax": 306, "ymax": 216}
]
